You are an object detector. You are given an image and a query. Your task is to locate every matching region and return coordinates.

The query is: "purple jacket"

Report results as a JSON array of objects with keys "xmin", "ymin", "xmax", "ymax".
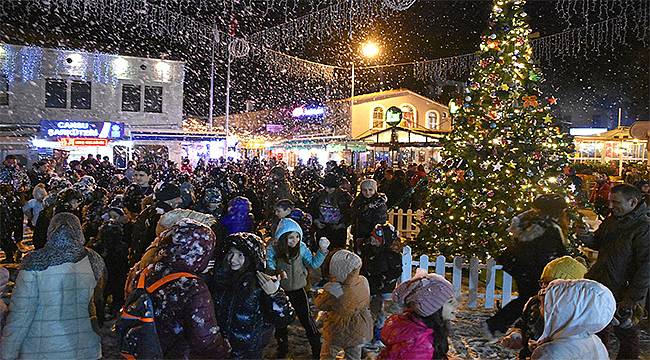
[{"xmin": 126, "ymin": 220, "xmax": 230, "ymax": 359}]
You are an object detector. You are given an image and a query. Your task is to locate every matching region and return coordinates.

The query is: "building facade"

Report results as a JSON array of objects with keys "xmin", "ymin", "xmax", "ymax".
[{"xmin": 0, "ymin": 43, "xmax": 185, "ymax": 165}]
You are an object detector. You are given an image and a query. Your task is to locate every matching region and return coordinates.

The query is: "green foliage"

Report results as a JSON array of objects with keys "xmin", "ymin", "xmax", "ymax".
[{"xmin": 415, "ymin": 0, "xmax": 575, "ymax": 259}]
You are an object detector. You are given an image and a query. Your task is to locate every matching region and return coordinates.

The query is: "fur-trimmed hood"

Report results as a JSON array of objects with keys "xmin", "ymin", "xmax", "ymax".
[{"xmin": 508, "ymin": 209, "xmax": 567, "ymax": 246}]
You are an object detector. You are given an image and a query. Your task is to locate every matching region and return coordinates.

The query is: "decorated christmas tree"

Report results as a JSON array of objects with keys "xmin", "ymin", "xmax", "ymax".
[{"xmin": 415, "ymin": 0, "xmax": 575, "ymax": 258}]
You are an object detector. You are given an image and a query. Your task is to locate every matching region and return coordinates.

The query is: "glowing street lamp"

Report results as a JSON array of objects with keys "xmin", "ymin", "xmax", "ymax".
[{"xmin": 361, "ymin": 41, "xmax": 380, "ymax": 58}]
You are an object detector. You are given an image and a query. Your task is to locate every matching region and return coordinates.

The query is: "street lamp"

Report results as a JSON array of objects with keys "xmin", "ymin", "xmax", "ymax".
[
  {"xmin": 361, "ymin": 41, "xmax": 380, "ymax": 59},
  {"xmin": 351, "ymin": 40, "xmax": 380, "ymax": 108}
]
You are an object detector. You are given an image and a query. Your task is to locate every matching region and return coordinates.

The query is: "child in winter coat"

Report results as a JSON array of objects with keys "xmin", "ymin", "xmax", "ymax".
[
  {"xmin": 360, "ymin": 223, "xmax": 403, "ymax": 346},
  {"xmin": 379, "ymin": 272, "xmax": 456, "ymax": 360},
  {"xmin": 499, "ymin": 256, "xmax": 588, "ymax": 359},
  {"xmin": 273, "ymin": 199, "xmax": 314, "ymax": 249},
  {"xmin": 530, "ymin": 279, "xmax": 615, "ymax": 359},
  {"xmin": 267, "ymin": 218, "xmax": 330, "ymax": 358},
  {"xmin": 351, "ymin": 179, "xmax": 388, "ymax": 253},
  {"xmin": 22, "ymin": 183, "xmax": 47, "ymax": 228},
  {"xmin": 315, "ymin": 250, "xmax": 373, "ymax": 360},
  {"xmin": 221, "ymin": 196, "xmax": 255, "ymax": 235},
  {"xmin": 211, "ymin": 232, "xmax": 295, "ymax": 359}
]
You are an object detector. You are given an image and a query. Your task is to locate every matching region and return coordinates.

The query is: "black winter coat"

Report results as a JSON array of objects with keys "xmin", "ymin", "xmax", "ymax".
[
  {"xmin": 128, "ymin": 201, "xmax": 173, "ymax": 266},
  {"xmin": 496, "ymin": 211, "xmax": 568, "ymax": 286},
  {"xmin": 360, "ymin": 243, "xmax": 402, "ymax": 295},
  {"xmin": 584, "ymin": 203, "xmax": 650, "ymax": 302},
  {"xmin": 211, "ymin": 269, "xmax": 294, "ymax": 358},
  {"xmin": 351, "ymin": 193, "xmax": 388, "ymax": 239}
]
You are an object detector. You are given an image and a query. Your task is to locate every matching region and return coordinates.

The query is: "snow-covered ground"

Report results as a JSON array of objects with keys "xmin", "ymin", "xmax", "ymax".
[{"xmin": 99, "ymin": 303, "xmax": 650, "ymax": 359}]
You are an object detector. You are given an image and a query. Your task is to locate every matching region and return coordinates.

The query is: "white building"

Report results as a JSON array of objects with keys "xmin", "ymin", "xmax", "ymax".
[{"xmin": 0, "ymin": 43, "xmax": 190, "ymax": 166}]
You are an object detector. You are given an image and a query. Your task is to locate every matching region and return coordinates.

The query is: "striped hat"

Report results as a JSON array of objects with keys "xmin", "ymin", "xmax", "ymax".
[{"xmin": 393, "ymin": 273, "xmax": 455, "ymax": 317}]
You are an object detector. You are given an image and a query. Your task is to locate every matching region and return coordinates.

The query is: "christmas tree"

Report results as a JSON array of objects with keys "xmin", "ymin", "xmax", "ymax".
[{"xmin": 415, "ymin": 0, "xmax": 575, "ymax": 258}]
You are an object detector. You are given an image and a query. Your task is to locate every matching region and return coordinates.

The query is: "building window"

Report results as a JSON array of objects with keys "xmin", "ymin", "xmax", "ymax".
[
  {"xmin": 70, "ymin": 80, "xmax": 91, "ymax": 109},
  {"xmin": 144, "ymin": 85, "xmax": 163, "ymax": 113},
  {"xmin": 45, "ymin": 79, "xmax": 67, "ymax": 108},
  {"xmin": 427, "ymin": 110, "xmax": 440, "ymax": 130},
  {"xmin": 401, "ymin": 104, "xmax": 415, "ymax": 127},
  {"xmin": 372, "ymin": 106, "xmax": 384, "ymax": 129},
  {"xmin": 122, "ymin": 84, "xmax": 141, "ymax": 112},
  {"xmin": 0, "ymin": 76, "xmax": 7, "ymax": 106}
]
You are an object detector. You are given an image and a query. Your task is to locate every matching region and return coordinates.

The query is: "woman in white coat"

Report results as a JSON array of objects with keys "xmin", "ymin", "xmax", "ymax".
[
  {"xmin": 531, "ymin": 278, "xmax": 616, "ymax": 360},
  {"xmin": 0, "ymin": 212, "xmax": 106, "ymax": 360}
]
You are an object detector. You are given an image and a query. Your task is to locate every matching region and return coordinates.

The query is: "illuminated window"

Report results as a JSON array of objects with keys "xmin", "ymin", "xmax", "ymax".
[
  {"xmin": 426, "ymin": 110, "xmax": 440, "ymax": 129},
  {"xmin": 372, "ymin": 107, "xmax": 384, "ymax": 129},
  {"xmin": 401, "ymin": 104, "xmax": 415, "ymax": 127}
]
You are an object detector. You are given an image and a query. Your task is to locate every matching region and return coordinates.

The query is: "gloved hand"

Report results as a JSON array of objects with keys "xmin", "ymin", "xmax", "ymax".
[
  {"xmin": 256, "ymin": 271, "xmax": 280, "ymax": 295},
  {"xmin": 616, "ymin": 301, "xmax": 646, "ymax": 329},
  {"xmin": 319, "ymin": 237, "xmax": 330, "ymax": 252},
  {"xmin": 323, "ymin": 281, "xmax": 343, "ymax": 298},
  {"xmin": 499, "ymin": 330, "xmax": 523, "ymax": 350}
]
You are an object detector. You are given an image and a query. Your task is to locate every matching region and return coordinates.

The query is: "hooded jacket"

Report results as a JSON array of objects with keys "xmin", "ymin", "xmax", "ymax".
[
  {"xmin": 531, "ymin": 279, "xmax": 615, "ymax": 360},
  {"xmin": 267, "ymin": 218, "xmax": 327, "ymax": 291},
  {"xmin": 315, "ymin": 272, "xmax": 373, "ymax": 348},
  {"xmin": 379, "ymin": 312, "xmax": 435, "ymax": 360},
  {"xmin": 0, "ymin": 213, "xmax": 105, "ymax": 360},
  {"xmin": 220, "ymin": 197, "xmax": 255, "ymax": 235},
  {"xmin": 211, "ymin": 233, "xmax": 295, "ymax": 359},
  {"xmin": 351, "ymin": 192, "xmax": 388, "ymax": 239},
  {"xmin": 125, "ymin": 220, "xmax": 230, "ymax": 359},
  {"xmin": 584, "ymin": 203, "xmax": 650, "ymax": 302}
]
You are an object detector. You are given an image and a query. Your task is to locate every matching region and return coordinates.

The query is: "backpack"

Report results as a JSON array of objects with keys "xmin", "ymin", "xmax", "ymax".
[{"xmin": 114, "ymin": 269, "xmax": 198, "ymax": 359}]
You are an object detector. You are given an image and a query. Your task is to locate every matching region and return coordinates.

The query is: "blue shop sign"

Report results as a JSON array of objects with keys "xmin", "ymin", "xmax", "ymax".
[{"xmin": 40, "ymin": 120, "xmax": 125, "ymax": 140}]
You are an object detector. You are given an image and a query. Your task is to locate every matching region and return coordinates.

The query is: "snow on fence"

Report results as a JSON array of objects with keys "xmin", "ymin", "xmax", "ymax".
[{"xmin": 401, "ymin": 246, "xmax": 517, "ymax": 309}]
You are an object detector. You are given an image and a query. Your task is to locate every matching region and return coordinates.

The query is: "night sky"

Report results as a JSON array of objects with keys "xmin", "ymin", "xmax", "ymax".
[{"xmin": 1, "ymin": 0, "xmax": 648, "ymax": 128}]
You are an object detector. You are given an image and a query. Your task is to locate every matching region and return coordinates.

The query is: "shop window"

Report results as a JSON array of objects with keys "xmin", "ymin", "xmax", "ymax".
[
  {"xmin": 401, "ymin": 104, "xmax": 415, "ymax": 127},
  {"xmin": 45, "ymin": 79, "xmax": 67, "ymax": 108},
  {"xmin": 70, "ymin": 80, "xmax": 91, "ymax": 109},
  {"xmin": 144, "ymin": 85, "xmax": 163, "ymax": 113},
  {"xmin": 372, "ymin": 106, "xmax": 384, "ymax": 129},
  {"xmin": 0, "ymin": 75, "xmax": 7, "ymax": 106},
  {"xmin": 122, "ymin": 84, "xmax": 141, "ymax": 112},
  {"xmin": 426, "ymin": 110, "xmax": 440, "ymax": 130}
]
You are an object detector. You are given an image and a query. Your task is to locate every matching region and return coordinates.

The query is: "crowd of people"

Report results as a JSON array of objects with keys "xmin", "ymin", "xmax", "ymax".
[{"xmin": 0, "ymin": 152, "xmax": 647, "ymax": 359}]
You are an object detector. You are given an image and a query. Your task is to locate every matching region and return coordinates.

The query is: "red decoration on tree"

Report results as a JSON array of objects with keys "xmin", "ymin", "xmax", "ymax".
[
  {"xmin": 547, "ymin": 97, "xmax": 558, "ymax": 105},
  {"xmin": 522, "ymin": 95, "xmax": 538, "ymax": 108}
]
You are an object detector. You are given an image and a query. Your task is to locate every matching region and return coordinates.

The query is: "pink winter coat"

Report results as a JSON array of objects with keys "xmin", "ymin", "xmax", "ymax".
[{"xmin": 379, "ymin": 312, "xmax": 435, "ymax": 360}]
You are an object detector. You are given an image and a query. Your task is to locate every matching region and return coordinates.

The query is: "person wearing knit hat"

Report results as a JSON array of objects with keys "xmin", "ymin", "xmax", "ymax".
[
  {"xmin": 379, "ymin": 273, "xmax": 456, "ymax": 360},
  {"xmin": 315, "ymin": 250, "xmax": 372, "ymax": 360},
  {"xmin": 540, "ymin": 256, "xmax": 588, "ymax": 284},
  {"xmin": 499, "ymin": 256, "xmax": 588, "ymax": 358}
]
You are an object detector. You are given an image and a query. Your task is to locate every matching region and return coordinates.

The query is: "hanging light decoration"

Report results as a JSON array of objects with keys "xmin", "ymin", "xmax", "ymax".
[{"xmin": 382, "ymin": 0, "xmax": 417, "ymax": 11}]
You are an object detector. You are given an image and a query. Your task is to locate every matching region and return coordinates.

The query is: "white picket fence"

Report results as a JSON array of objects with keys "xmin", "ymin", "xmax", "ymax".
[{"xmin": 401, "ymin": 246, "xmax": 517, "ymax": 309}]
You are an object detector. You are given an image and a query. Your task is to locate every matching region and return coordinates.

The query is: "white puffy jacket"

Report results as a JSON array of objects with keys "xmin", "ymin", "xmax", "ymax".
[
  {"xmin": 0, "ymin": 256, "xmax": 101, "ymax": 360},
  {"xmin": 531, "ymin": 279, "xmax": 615, "ymax": 360}
]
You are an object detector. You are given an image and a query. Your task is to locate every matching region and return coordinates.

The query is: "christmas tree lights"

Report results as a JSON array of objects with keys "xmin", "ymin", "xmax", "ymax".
[{"xmin": 415, "ymin": 0, "xmax": 575, "ymax": 259}]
